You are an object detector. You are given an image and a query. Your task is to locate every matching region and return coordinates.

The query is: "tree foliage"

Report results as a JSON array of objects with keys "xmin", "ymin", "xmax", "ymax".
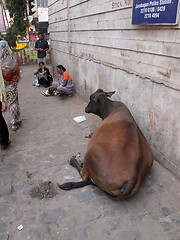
[{"xmin": 5, "ymin": 0, "xmax": 29, "ymax": 47}]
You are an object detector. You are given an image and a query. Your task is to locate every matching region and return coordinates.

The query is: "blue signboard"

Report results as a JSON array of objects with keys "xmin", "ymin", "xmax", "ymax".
[{"xmin": 132, "ymin": 0, "xmax": 179, "ymax": 24}]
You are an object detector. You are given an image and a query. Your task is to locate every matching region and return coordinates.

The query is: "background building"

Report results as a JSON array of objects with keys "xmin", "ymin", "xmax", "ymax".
[
  {"xmin": 48, "ymin": 0, "xmax": 180, "ymax": 178},
  {"xmin": 30, "ymin": 0, "xmax": 49, "ymax": 34}
]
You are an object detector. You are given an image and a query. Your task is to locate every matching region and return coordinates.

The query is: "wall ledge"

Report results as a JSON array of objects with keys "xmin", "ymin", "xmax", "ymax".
[{"xmin": 152, "ymin": 146, "xmax": 180, "ymax": 180}]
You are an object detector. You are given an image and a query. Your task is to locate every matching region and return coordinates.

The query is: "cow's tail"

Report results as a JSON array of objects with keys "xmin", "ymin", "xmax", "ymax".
[{"xmin": 58, "ymin": 179, "xmax": 94, "ymax": 191}]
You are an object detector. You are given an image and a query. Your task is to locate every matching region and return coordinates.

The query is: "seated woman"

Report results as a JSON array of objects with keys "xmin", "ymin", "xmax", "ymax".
[
  {"xmin": 42, "ymin": 65, "xmax": 74, "ymax": 96},
  {"xmin": 33, "ymin": 61, "xmax": 53, "ymax": 87}
]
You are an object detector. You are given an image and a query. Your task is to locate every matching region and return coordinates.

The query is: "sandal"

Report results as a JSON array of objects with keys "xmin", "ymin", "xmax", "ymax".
[
  {"xmin": 42, "ymin": 89, "xmax": 54, "ymax": 97},
  {"xmin": 42, "ymin": 90, "xmax": 51, "ymax": 96},
  {"xmin": 12, "ymin": 120, "xmax": 21, "ymax": 131}
]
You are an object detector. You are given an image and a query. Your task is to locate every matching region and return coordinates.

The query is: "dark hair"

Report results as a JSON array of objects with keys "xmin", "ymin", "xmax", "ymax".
[
  {"xmin": 38, "ymin": 32, "xmax": 44, "ymax": 37},
  {"xmin": 57, "ymin": 65, "xmax": 66, "ymax": 72},
  {"xmin": 39, "ymin": 61, "xmax": 45, "ymax": 66}
]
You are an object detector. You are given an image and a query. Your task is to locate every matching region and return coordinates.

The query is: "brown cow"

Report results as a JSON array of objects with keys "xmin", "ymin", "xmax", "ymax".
[{"xmin": 58, "ymin": 89, "xmax": 153, "ymax": 200}]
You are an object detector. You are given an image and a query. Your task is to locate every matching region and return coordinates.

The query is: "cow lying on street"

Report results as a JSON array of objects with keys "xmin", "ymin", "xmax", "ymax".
[{"xmin": 58, "ymin": 89, "xmax": 153, "ymax": 200}]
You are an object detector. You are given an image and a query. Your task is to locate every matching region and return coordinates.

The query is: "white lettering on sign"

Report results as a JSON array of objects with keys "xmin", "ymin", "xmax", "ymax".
[
  {"xmin": 149, "ymin": 1, "xmax": 159, "ymax": 6},
  {"xmin": 135, "ymin": 2, "xmax": 149, "ymax": 8},
  {"xmin": 132, "ymin": 0, "xmax": 178, "ymax": 24},
  {"xmin": 144, "ymin": 13, "xmax": 152, "ymax": 18},
  {"xmin": 140, "ymin": 8, "xmax": 148, "ymax": 13},
  {"xmin": 148, "ymin": 7, "xmax": 155, "ymax": 12},
  {"xmin": 160, "ymin": 0, "xmax": 171, "ymax": 5},
  {"xmin": 156, "ymin": 6, "xmax": 166, "ymax": 11},
  {"xmin": 152, "ymin": 12, "xmax": 160, "ymax": 17},
  {"xmin": 134, "ymin": 0, "xmax": 172, "ymax": 20},
  {"xmin": 135, "ymin": 1, "xmax": 159, "ymax": 8}
]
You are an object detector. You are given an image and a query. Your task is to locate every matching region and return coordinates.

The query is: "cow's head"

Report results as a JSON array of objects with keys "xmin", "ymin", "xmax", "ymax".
[{"xmin": 85, "ymin": 89, "xmax": 115, "ymax": 118}]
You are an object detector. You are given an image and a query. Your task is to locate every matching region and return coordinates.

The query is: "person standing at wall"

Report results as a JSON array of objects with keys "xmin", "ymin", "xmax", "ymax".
[
  {"xmin": 0, "ymin": 67, "xmax": 10, "ymax": 149},
  {"xmin": 0, "ymin": 35, "xmax": 21, "ymax": 131},
  {"xmin": 35, "ymin": 33, "xmax": 49, "ymax": 65}
]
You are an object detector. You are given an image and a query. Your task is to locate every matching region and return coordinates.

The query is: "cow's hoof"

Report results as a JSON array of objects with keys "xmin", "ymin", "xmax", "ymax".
[{"xmin": 69, "ymin": 156, "xmax": 77, "ymax": 166}]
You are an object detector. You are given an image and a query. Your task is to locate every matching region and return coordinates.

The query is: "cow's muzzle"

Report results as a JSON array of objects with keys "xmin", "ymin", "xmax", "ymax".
[{"xmin": 85, "ymin": 106, "xmax": 91, "ymax": 113}]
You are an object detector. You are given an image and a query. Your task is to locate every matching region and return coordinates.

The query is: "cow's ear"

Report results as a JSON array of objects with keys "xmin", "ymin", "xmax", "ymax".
[{"xmin": 105, "ymin": 91, "xmax": 116, "ymax": 98}]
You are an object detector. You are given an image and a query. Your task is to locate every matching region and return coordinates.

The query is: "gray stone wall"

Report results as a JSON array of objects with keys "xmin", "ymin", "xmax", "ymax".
[{"xmin": 48, "ymin": 0, "xmax": 180, "ymax": 177}]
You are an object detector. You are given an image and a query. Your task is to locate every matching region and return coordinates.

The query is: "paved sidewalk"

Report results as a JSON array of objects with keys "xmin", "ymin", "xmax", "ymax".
[{"xmin": 0, "ymin": 65, "xmax": 180, "ymax": 240}]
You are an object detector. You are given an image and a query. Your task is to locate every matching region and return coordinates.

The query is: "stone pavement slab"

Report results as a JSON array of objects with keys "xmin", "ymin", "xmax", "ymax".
[{"xmin": 0, "ymin": 65, "xmax": 180, "ymax": 240}]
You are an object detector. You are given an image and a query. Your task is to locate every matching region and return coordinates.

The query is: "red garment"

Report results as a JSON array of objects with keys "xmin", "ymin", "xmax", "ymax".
[{"xmin": 3, "ymin": 65, "xmax": 20, "ymax": 85}]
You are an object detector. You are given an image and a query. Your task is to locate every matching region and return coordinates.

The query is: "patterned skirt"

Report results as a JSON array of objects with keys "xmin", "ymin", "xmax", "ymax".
[{"xmin": 5, "ymin": 83, "xmax": 21, "ymax": 126}]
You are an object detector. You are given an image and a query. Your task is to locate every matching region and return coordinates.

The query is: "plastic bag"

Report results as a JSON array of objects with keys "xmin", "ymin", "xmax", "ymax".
[{"xmin": 33, "ymin": 76, "xmax": 40, "ymax": 87}]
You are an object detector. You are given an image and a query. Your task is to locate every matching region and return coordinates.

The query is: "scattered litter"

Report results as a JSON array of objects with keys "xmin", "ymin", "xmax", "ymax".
[
  {"xmin": 17, "ymin": 225, "xmax": 23, "ymax": 231},
  {"xmin": 26, "ymin": 171, "xmax": 37, "ymax": 179},
  {"xmin": 26, "ymin": 171, "xmax": 32, "ymax": 179},
  {"xmin": 29, "ymin": 181, "xmax": 57, "ymax": 199},
  {"xmin": 73, "ymin": 116, "xmax": 86, "ymax": 123}
]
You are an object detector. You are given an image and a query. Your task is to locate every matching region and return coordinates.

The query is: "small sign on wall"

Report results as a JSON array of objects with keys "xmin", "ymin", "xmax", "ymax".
[
  {"xmin": 38, "ymin": 8, "xmax": 48, "ymax": 22},
  {"xmin": 132, "ymin": 0, "xmax": 179, "ymax": 24}
]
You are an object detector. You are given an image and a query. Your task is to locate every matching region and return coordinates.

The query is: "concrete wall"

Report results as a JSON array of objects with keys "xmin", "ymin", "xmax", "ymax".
[{"xmin": 48, "ymin": 0, "xmax": 180, "ymax": 178}]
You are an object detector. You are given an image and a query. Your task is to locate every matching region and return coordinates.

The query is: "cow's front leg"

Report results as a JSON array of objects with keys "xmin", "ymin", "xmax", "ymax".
[{"xmin": 69, "ymin": 156, "xmax": 82, "ymax": 174}]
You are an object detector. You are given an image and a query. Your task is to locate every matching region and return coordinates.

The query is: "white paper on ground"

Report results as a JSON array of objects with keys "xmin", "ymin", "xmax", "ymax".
[
  {"xmin": 73, "ymin": 116, "xmax": 86, "ymax": 123},
  {"xmin": 17, "ymin": 225, "xmax": 23, "ymax": 231}
]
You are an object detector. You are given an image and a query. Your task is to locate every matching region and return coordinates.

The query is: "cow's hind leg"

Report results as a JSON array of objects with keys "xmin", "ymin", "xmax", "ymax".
[
  {"xmin": 69, "ymin": 156, "xmax": 82, "ymax": 174},
  {"xmin": 58, "ymin": 156, "xmax": 93, "ymax": 191}
]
